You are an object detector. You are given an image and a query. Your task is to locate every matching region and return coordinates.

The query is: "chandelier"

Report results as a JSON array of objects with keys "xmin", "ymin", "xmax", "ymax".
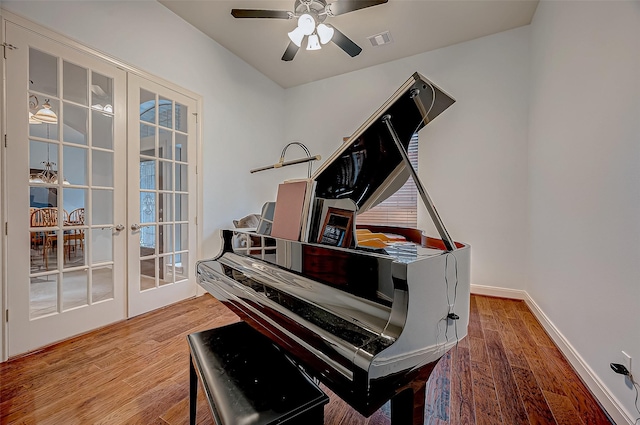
[{"xmin": 28, "ymin": 95, "xmax": 68, "ymax": 185}]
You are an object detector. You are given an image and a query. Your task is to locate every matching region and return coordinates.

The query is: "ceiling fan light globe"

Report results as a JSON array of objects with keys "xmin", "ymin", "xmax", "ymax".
[
  {"xmin": 298, "ymin": 13, "xmax": 316, "ymax": 36},
  {"xmin": 317, "ymin": 23, "xmax": 334, "ymax": 44},
  {"xmin": 288, "ymin": 26, "xmax": 306, "ymax": 47},
  {"xmin": 306, "ymin": 34, "xmax": 321, "ymax": 51}
]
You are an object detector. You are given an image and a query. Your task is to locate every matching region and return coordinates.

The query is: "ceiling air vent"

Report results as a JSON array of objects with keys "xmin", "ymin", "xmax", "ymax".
[{"xmin": 368, "ymin": 31, "xmax": 393, "ymax": 47}]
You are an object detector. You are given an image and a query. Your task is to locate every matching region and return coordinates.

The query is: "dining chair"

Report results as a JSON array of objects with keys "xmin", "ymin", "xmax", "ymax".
[
  {"xmin": 30, "ymin": 208, "xmax": 57, "ymax": 270},
  {"xmin": 66, "ymin": 208, "xmax": 85, "ymax": 258}
]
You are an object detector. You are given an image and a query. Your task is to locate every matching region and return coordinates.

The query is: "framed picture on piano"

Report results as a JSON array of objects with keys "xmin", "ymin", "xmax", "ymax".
[{"xmin": 318, "ymin": 208, "xmax": 353, "ymax": 247}]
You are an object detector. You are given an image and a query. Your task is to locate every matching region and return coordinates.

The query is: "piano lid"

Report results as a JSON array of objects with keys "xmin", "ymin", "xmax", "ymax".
[{"xmin": 312, "ymin": 72, "xmax": 455, "ymax": 213}]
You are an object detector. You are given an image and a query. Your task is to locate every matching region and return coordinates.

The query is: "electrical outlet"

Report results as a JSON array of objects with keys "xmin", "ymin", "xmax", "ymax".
[{"xmin": 622, "ymin": 351, "xmax": 632, "ymax": 375}]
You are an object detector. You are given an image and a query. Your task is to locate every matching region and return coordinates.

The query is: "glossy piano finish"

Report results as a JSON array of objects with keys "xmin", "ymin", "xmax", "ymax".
[
  {"xmin": 313, "ymin": 73, "xmax": 455, "ymax": 215},
  {"xmin": 196, "ymin": 228, "xmax": 470, "ymax": 415}
]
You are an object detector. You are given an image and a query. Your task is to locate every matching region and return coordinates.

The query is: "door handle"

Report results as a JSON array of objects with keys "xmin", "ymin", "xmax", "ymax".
[
  {"xmin": 115, "ymin": 224, "xmax": 125, "ymax": 232},
  {"xmin": 131, "ymin": 223, "xmax": 141, "ymax": 231}
]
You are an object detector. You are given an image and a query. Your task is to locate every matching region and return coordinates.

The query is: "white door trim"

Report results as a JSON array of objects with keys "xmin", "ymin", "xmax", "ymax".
[{"xmin": 1, "ymin": 11, "xmax": 8, "ymax": 362}]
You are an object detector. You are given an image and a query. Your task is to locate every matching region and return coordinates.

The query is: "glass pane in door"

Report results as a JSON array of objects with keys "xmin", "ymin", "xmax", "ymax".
[
  {"xmin": 92, "ymin": 228, "xmax": 113, "ymax": 263},
  {"xmin": 29, "ymin": 96, "xmax": 59, "ymax": 140},
  {"xmin": 175, "ymin": 194, "xmax": 188, "ymax": 221},
  {"xmin": 140, "ymin": 90, "xmax": 155, "ymax": 124},
  {"xmin": 159, "ymin": 255, "xmax": 173, "ymax": 286},
  {"xmin": 63, "ymin": 188, "xmax": 87, "ymax": 269},
  {"xmin": 175, "ymin": 103, "xmax": 188, "ymax": 132},
  {"xmin": 92, "ymin": 189, "xmax": 113, "ymax": 224},
  {"xmin": 63, "ymin": 61, "xmax": 88, "ymax": 106},
  {"xmin": 92, "ymin": 150, "xmax": 114, "ymax": 187},
  {"xmin": 63, "ymin": 103, "xmax": 88, "ymax": 145},
  {"xmin": 140, "ymin": 258, "xmax": 156, "ymax": 290},
  {"xmin": 140, "ymin": 192, "xmax": 156, "ymax": 223},
  {"xmin": 175, "ymin": 133, "xmax": 187, "ymax": 162},
  {"xmin": 92, "ymin": 265, "xmax": 114, "ymax": 303},
  {"xmin": 63, "ymin": 146, "xmax": 87, "ymax": 185},
  {"xmin": 92, "ymin": 111, "xmax": 113, "ymax": 149},
  {"xmin": 91, "ymin": 71, "xmax": 113, "ymax": 113},
  {"xmin": 158, "ymin": 96, "xmax": 172, "ymax": 128},
  {"xmin": 30, "ymin": 275, "xmax": 57, "ymax": 319},
  {"xmin": 159, "ymin": 193, "xmax": 172, "ymax": 222},
  {"xmin": 159, "ymin": 129, "xmax": 172, "ymax": 160},
  {"xmin": 175, "ymin": 252, "xmax": 188, "ymax": 281},
  {"xmin": 62, "ymin": 269, "xmax": 88, "ymax": 311},
  {"xmin": 29, "ymin": 49, "xmax": 57, "ymax": 97}
]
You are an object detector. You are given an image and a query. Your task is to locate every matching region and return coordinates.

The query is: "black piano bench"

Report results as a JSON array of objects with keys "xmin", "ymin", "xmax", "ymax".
[{"xmin": 187, "ymin": 321, "xmax": 329, "ymax": 425}]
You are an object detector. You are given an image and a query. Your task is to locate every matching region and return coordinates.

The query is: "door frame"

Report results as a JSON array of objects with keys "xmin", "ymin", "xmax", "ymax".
[
  {"xmin": 1, "ymin": 12, "xmax": 7, "ymax": 362},
  {"xmin": 0, "ymin": 9, "xmax": 204, "ymax": 361}
]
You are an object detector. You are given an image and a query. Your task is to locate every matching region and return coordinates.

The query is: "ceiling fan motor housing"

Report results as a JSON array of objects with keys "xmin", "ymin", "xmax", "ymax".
[{"xmin": 294, "ymin": 0, "xmax": 329, "ymax": 23}]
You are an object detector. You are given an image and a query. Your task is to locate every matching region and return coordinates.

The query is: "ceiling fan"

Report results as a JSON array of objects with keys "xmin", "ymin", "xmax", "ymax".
[{"xmin": 231, "ymin": 0, "xmax": 389, "ymax": 61}]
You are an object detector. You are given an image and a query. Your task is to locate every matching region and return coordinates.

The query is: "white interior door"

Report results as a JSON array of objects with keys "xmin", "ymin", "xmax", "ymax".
[
  {"xmin": 127, "ymin": 74, "xmax": 198, "ymax": 317},
  {"xmin": 5, "ymin": 22, "xmax": 127, "ymax": 356}
]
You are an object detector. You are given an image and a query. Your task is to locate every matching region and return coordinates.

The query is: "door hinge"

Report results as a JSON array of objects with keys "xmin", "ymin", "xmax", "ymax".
[
  {"xmin": 5, "ymin": 309, "xmax": 8, "ymax": 322},
  {"xmin": 195, "ymin": 216, "xmax": 198, "ymax": 226},
  {"xmin": 192, "ymin": 112, "xmax": 198, "ymax": 124},
  {"xmin": 4, "ymin": 134, "xmax": 7, "ymax": 148},
  {"xmin": 2, "ymin": 42, "xmax": 18, "ymax": 59},
  {"xmin": 4, "ymin": 222, "xmax": 7, "ymax": 235}
]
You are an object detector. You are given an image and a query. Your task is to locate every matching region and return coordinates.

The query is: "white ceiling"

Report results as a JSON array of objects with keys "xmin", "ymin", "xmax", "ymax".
[{"xmin": 158, "ymin": 0, "xmax": 539, "ymax": 89}]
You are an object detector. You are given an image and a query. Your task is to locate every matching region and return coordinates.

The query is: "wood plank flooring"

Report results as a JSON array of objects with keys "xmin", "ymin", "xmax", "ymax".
[{"xmin": 0, "ymin": 294, "xmax": 613, "ymax": 424}]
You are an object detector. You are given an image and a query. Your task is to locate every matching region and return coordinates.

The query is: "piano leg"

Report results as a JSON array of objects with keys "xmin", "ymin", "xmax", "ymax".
[
  {"xmin": 389, "ymin": 362, "xmax": 436, "ymax": 425},
  {"xmin": 390, "ymin": 383, "xmax": 426, "ymax": 425},
  {"xmin": 189, "ymin": 356, "xmax": 197, "ymax": 425}
]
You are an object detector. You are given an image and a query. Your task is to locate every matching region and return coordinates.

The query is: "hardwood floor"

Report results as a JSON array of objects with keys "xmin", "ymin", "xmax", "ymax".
[{"xmin": 0, "ymin": 294, "xmax": 612, "ymax": 425}]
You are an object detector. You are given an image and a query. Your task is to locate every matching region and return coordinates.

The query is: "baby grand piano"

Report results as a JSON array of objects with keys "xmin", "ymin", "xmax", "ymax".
[{"xmin": 196, "ymin": 72, "xmax": 470, "ymax": 425}]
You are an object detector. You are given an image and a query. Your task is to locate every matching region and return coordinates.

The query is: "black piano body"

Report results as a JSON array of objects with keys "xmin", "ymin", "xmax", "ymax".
[{"xmin": 197, "ymin": 72, "xmax": 470, "ymax": 421}]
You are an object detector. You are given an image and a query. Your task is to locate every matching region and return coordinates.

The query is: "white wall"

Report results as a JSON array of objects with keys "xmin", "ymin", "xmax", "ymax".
[
  {"xmin": 284, "ymin": 26, "xmax": 531, "ymax": 291},
  {"xmin": 1, "ymin": 0, "xmax": 287, "ymax": 258},
  {"xmin": 529, "ymin": 1, "xmax": 640, "ymax": 422}
]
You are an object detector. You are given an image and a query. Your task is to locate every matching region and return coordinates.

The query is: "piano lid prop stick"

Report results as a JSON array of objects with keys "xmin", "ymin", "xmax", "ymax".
[{"xmin": 382, "ymin": 114, "xmax": 456, "ymax": 252}]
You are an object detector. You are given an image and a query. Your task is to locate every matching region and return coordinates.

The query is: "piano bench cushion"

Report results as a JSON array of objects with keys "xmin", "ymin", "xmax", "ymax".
[{"xmin": 187, "ymin": 322, "xmax": 329, "ymax": 425}]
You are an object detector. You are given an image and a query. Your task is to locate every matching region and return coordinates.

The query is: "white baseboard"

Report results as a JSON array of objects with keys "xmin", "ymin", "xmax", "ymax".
[
  {"xmin": 471, "ymin": 284, "xmax": 632, "ymax": 425},
  {"xmin": 470, "ymin": 284, "xmax": 528, "ymax": 300}
]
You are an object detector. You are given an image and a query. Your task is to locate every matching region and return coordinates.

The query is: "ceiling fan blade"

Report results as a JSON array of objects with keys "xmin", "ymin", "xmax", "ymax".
[
  {"xmin": 327, "ymin": 0, "xmax": 388, "ymax": 16},
  {"xmin": 231, "ymin": 9, "xmax": 292, "ymax": 19},
  {"xmin": 331, "ymin": 27, "xmax": 362, "ymax": 57},
  {"xmin": 281, "ymin": 42, "xmax": 300, "ymax": 61}
]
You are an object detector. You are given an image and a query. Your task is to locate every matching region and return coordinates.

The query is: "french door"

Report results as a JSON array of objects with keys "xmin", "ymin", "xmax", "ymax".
[
  {"xmin": 5, "ymin": 22, "xmax": 127, "ymax": 356},
  {"xmin": 4, "ymin": 22, "xmax": 199, "ymax": 356},
  {"xmin": 126, "ymin": 75, "xmax": 198, "ymax": 317}
]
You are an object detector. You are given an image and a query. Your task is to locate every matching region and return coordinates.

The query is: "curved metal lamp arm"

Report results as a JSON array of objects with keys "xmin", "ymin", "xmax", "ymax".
[
  {"xmin": 250, "ymin": 141, "xmax": 321, "ymax": 178},
  {"xmin": 279, "ymin": 142, "xmax": 312, "ymax": 178}
]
